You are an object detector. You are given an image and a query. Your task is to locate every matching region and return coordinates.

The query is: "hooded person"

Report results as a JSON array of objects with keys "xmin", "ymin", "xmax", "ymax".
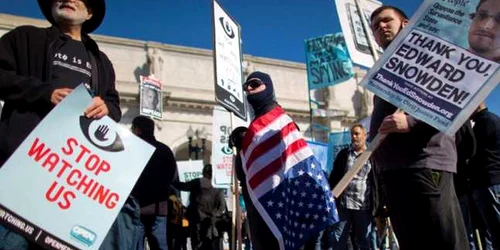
[
  {"xmin": 241, "ymin": 71, "xmax": 338, "ymax": 249},
  {"xmin": 0, "ymin": 0, "xmax": 121, "ymax": 249},
  {"xmin": 244, "ymin": 71, "xmax": 278, "ymax": 118}
]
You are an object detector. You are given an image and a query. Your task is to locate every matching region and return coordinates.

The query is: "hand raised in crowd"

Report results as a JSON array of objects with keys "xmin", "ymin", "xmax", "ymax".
[
  {"xmin": 50, "ymin": 88, "xmax": 72, "ymax": 105},
  {"xmin": 378, "ymin": 111, "xmax": 410, "ymax": 134},
  {"xmin": 85, "ymin": 96, "xmax": 109, "ymax": 119}
]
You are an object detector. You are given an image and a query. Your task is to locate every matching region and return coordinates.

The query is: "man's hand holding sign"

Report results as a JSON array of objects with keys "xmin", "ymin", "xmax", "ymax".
[{"xmin": 0, "ymin": 85, "xmax": 155, "ymax": 250}]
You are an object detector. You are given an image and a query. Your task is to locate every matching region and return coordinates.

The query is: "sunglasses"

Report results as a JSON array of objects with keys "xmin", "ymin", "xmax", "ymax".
[
  {"xmin": 243, "ymin": 79, "xmax": 264, "ymax": 89},
  {"xmin": 470, "ymin": 11, "xmax": 500, "ymax": 25}
]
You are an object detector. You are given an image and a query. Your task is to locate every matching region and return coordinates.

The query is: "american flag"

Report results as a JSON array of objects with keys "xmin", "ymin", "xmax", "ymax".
[{"xmin": 241, "ymin": 106, "xmax": 338, "ymax": 250}]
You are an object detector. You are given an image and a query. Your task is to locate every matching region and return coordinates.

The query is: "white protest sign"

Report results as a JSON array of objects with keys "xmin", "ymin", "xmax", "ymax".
[
  {"xmin": 335, "ymin": 0, "xmax": 383, "ymax": 68},
  {"xmin": 176, "ymin": 160, "xmax": 204, "ymax": 207},
  {"xmin": 213, "ymin": 0, "xmax": 247, "ymax": 121},
  {"xmin": 0, "ymin": 85, "xmax": 155, "ymax": 250},
  {"xmin": 360, "ymin": 0, "xmax": 500, "ymax": 135},
  {"xmin": 211, "ymin": 106, "xmax": 248, "ymax": 188}
]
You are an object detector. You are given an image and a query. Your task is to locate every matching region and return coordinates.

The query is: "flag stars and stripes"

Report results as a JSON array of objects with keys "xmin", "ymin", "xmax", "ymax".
[
  {"xmin": 241, "ymin": 106, "xmax": 339, "ymax": 250},
  {"xmin": 267, "ymin": 200, "xmax": 274, "ymax": 207}
]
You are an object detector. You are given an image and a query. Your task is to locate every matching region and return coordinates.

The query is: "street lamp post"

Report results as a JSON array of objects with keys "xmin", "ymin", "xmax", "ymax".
[{"xmin": 186, "ymin": 126, "xmax": 207, "ymax": 160}]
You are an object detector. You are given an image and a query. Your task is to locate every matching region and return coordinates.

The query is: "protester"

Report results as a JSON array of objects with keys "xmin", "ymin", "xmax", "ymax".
[
  {"xmin": 230, "ymin": 126, "xmax": 280, "ymax": 250},
  {"xmin": 369, "ymin": 6, "xmax": 468, "ymax": 249},
  {"xmin": 0, "ymin": 0, "xmax": 120, "ymax": 248},
  {"xmin": 454, "ymin": 120, "xmax": 478, "ymax": 250},
  {"xmin": 175, "ymin": 164, "xmax": 226, "ymax": 250},
  {"xmin": 130, "ymin": 116, "xmax": 178, "ymax": 250},
  {"xmin": 468, "ymin": 103, "xmax": 500, "ymax": 249},
  {"xmin": 240, "ymin": 71, "xmax": 337, "ymax": 250},
  {"xmin": 328, "ymin": 124, "xmax": 374, "ymax": 250}
]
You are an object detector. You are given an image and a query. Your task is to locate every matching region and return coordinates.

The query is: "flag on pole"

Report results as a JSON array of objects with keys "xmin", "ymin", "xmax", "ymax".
[{"xmin": 241, "ymin": 106, "xmax": 338, "ymax": 250}]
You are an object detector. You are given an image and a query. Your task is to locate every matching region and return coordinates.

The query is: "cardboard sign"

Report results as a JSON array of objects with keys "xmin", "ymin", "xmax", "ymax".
[{"xmin": 0, "ymin": 85, "xmax": 155, "ymax": 250}]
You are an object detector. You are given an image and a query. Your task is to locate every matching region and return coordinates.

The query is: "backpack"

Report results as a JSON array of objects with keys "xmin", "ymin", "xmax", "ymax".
[{"xmin": 168, "ymin": 194, "xmax": 185, "ymax": 225}]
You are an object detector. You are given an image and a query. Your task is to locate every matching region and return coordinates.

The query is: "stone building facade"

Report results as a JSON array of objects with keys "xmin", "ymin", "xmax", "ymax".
[{"xmin": 0, "ymin": 13, "xmax": 371, "ymax": 164}]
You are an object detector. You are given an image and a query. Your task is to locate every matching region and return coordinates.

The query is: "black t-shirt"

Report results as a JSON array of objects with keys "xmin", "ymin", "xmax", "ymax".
[{"xmin": 51, "ymin": 39, "xmax": 91, "ymax": 89}]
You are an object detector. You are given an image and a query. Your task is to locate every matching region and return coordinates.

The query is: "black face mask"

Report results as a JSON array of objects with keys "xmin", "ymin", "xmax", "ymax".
[{"xmin": 247, "ymin": 88, "xmax": 275, "ymax": 114}]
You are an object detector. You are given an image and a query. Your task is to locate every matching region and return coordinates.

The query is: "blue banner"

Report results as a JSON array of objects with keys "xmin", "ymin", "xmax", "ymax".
[
  {"xmin": 305, "ymin": 33, "xmax": 354, "ymax": 90},
  {"xmin": 306, "ymin": 141, "xmax": 329, "ymax": 173},
  {"xmin": 326, "ymin": 131, "xmax": 351, "ymax": 175}
]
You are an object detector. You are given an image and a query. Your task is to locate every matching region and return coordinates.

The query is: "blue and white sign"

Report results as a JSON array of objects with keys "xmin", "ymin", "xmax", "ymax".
[{"xmin": 0, "ymin": 85, "xmax": 155, "ymax": 250}]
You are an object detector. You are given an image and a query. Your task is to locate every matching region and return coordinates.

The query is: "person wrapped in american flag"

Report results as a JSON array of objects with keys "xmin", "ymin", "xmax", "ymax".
[{"xmin": 240, "ymin": 71, "xmax": 339, "ymax": 250}]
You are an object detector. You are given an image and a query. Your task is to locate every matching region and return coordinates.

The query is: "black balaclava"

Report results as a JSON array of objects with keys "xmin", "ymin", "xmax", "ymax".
[{"xmin": 245, "ymin": 71, "xmax": 276, "ymax": 116}]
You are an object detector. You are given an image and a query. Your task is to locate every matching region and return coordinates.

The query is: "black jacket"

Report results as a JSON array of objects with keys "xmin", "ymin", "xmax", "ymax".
[
  {"xmin": 131, "ymin": 136, "xmax": 178, "ymax": 207},
  {"xmin": 175, "ymin": 178, "xmax": 226, "ymax": 225},
  {"xmin": 469, "ymin": 108, "xmax": 500, "ymax": 188},
  {"xmin": 454, "ymin": 120, "xmax": 476, "ymax": 196},
  {"xmin": 0, "ymin": 25, "xmax": 121, "ymax": 163}
]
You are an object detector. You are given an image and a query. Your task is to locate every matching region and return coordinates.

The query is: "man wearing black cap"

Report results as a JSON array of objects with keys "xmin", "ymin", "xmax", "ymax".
[{"xmin": 0, "ymin": 0, "xmax": 120, "ymax": 249}]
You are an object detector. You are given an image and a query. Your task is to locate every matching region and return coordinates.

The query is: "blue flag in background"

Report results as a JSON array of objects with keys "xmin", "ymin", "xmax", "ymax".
[{"xmin": 326, "ymin": 131, "xmax": 351, "ymax": 175}]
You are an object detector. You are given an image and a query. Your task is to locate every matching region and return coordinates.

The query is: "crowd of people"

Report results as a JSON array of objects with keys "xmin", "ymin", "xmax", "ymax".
[{"xmin": 0, "ymin": 0, "xmax": 499, "ymax": 250}]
